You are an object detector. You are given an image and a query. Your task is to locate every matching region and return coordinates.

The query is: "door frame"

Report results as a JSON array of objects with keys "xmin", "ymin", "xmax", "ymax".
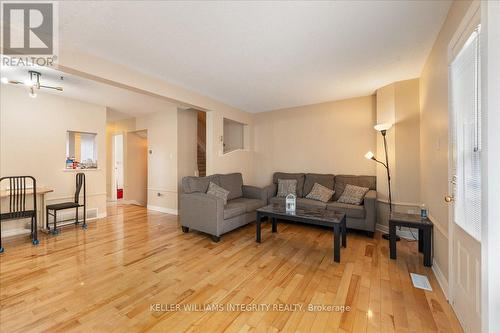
[
  {"xmin": 447, "ymin": 0, "xmax": 481, "ymax": 324},
  {"xmin": 481, "ymin": 1, "xmax": 500, "ymax": 332}
]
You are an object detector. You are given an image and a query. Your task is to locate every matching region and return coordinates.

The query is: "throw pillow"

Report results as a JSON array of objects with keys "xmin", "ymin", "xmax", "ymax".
[
  {"xmin": 337, "ymin": 184, "xmax": 369, "ymax": 205},
  {"xmin": 277, "ymin": 179, "xmax": 297, "ymax": 198},
  {"xmin": 207, "ymin": 182, "xmax": 229, "ymax": 205},
  {"xmin": 306, "ymin": 183, "xmax": 335, "ymax": 203}
]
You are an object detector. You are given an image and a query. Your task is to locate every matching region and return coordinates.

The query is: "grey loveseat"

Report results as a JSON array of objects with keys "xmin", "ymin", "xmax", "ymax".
[
  {"xmin": 180, "ymin": 173, "xmax": 267, "ymax": 242},
  {"xmin": 267, "ymin": 173, "xmax": 377, "ymax": 236}
]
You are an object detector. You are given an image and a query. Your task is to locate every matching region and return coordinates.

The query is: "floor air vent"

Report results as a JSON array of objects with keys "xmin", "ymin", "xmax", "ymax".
[{"xmin": 410, "ymin": 273, "xmax": 433, "ymax": 291}]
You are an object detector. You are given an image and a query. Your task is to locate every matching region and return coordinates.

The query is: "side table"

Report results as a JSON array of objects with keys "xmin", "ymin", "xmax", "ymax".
[{"xmin": 389, "ymin": 212, "xmax": 433, "ymax": 267}]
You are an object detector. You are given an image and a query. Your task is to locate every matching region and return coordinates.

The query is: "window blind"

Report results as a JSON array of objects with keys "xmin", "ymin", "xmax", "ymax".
[{"xmin": 450, "ymin": 26, "xmax": 482, "ymax": 241}]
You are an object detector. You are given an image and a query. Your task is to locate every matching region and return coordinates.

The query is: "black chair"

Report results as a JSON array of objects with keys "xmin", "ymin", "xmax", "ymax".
[
  {"xmin": 46, "ymin": 173, "xmax": 87, "ymax": 234},
  {"xmin": 0, "ymin": 176, "xmax": 40, "ymax": 253}
]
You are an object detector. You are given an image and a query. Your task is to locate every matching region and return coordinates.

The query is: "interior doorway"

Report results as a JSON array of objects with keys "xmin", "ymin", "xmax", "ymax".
[
  {"xmin": 113, "ymin": 134, "xmax": 124, "ymax": 201},
  {"xmin": 126, "ymin": 130, "xmax": 148, "ymax": 206},
  {"xmin": 197, "ymin": 111, "xmax": 206, "ymax": 177}
]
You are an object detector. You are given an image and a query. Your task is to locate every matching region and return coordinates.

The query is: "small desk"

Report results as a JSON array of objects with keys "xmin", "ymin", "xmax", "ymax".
[
  {"xmin": 0, "ymin": 187, "xmax": 54, "ymax": 233},
  {"xmin": 389, "ymin": 212, "xmax": 433, "ymax": 267}
]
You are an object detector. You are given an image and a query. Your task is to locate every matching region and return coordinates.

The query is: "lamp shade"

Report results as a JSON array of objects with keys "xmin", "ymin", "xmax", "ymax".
[
  {"xmin": 374, "ymin": 123, "xmax": 392, "ymax": 132},
  {"xmin": 364, "ymin": 151, "xmax": 374, "ymax": 160}
]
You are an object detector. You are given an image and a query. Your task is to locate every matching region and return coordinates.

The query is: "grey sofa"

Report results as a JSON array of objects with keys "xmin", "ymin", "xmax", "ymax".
[
  {"xmin": 180, "ymin": 173, "xmax": 267, "ymax": 242},
  {"xmin": 267, "ymin": 173, "xmax": 377, "ymax": 236}
]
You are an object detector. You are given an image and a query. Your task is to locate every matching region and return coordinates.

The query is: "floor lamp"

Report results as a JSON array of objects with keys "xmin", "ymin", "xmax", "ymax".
[{"xmin": 364, "ymin": 123, "xmax": 400, "ymax": 241}]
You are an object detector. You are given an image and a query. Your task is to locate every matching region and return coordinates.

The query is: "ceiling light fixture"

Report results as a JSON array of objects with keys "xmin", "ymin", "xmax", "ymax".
[{"xmin": 5, "ymin": 71, "xmax": 63, "ymax": 97}]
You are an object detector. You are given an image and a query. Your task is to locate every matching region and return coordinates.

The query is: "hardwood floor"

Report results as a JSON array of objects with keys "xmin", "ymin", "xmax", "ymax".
[{"xmin": 0, "ymin": 204, "xmax": 462, "ymax": 333}]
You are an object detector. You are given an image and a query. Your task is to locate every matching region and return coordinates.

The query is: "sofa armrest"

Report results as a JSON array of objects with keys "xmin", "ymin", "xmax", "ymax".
[
  {"xmin": 263, "ymin": 184, "xmax": 277, "ymax": 203},
  {"xmin": 242, "ymin": 185, "xmax": 267, "ymax": 201},
  {"xmin": 363, "ymin": 190, "xmax": 378, "ymax": 232},
  {"xmin": 180, "ymin": 192, "xmax": 224, "ymax": 236}
]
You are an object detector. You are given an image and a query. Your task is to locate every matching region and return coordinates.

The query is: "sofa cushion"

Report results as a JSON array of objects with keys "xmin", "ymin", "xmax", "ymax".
[
  {"xmin": 273, "ymin": 172, "xmax": 306, "ymax": 197},
  {"xmin": 182, "ymin": 175, "xmax": 219, "ymax": 194},
  {"xmin": 229, "ymin": 197, "xmax": 266, "ymax": 213},
  {"xmin": 207, "ymin": 182, "xmax": 230, "ymax": 205},
  {"xmin": 306, "ymin": 183, "xmax": 335, "ymax": 203},
  {"xmin": 327, "ymin": 202, "xmax": 365, "ymax": 219},
  {"xmin": 337, "ymin": 184, "xmax": 370, "ymax": 205},
  {"xmin": 333, "ymin": 175, "xmax": 376, "ymax": 201},
  {"xmin": 277, "ymin": 179, "xmax": 297, "ymax": 197},
  {"xmin": 223, "ymin": 202, "xmax": 246, "ymax": 219},
  {"xmin": 217, "ymin": 173, "xmax": 243, "ymax": 200},
  {"xmin": 303, "ymin": 174, "xmax": 335, "ymax": 197}
]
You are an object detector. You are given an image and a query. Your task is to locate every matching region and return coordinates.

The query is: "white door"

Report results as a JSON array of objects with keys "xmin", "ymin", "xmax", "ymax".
[{"xmin": 448, "ymin": 4, "xmax": 482, "ymax": 332}]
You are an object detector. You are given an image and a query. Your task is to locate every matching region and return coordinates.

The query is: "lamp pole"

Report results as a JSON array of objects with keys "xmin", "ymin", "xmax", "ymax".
[
  {"xmin": 365, "ymin": 123, "xmax": 399, "ymax": 241},
  {"xmin": 381, "ymin": 130, "xmax": 392, "ymax": 212}
]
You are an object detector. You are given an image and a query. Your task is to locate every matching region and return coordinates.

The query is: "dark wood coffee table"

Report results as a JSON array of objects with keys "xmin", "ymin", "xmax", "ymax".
[{"xmin": 256, "ymin": 204, "xmax": 347, "ymax": 263}]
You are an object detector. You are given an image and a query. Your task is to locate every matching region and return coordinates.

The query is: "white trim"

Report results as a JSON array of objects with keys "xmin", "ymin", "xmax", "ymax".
[
  {"xmin": 377, "ymin": 199, "xmax": 420, "ymax": 207},
  {"xmin": 120, "ymin": 200, "xmax": 144, "ymax": 206},
  {"xmin": 2, "ymin": 212, "xmax": 107, "ymax": 238},
  {"xmin": 1, "ymin": 228, "xmax": 31, "ymax": 238},
  {"xmin": 220, "ymin": 148, "xmax": 251, "ymax": 157},
  {"xmin": 428, "ymin": 213, "xmax": 449, "ymax": 239},
  {"xmin": 62, "ymin": 168, "xmax": 102, "ymax": 172},
  {"xmin": 148, "ymin": 188, "xmax": 177, "ymax": 193},
  {"xmin": 147, "ymin": 205, "xmax": 178, "ymax": 215},
  {"xmin": 376, "ymin": 223, "xmax": 417, "ymax": 240},
  {"xmin": 96, "ymin": 212, "xmax": 107, "ymax": 219},
  {"xmin": 432, "ymin": 259, "xmax": 450, "ymax": 300},
  {"xmin": 447, "ymin": 4, "xmax": 482, "ymax": 331},
  {"xmin": 47, "ymin": 192, "xmax": 106, "ymax": 201},
  {"xmin": 481, "ymin": 1, "xmax": 500, "ymax": 332}
]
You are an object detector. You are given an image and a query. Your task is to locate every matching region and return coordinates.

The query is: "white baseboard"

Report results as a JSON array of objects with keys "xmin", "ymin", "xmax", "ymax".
[
  {"xmin": 2, "ymin": 211, "xmax": 107, "ymax": 238},
  {"xmin": 147, "ymin": 205, "xmax": 178, "ymax": 215},
  {"xmin": 1, "ymin": 228, "xmax": 31, "ymax": 238},
  {"xmin": 376, "ymin": 223, "xmax": 418, "ymax": 240},
  {"xmin": 96, "ymin": 212, "xmax": 107, "ymax": 219},
  {"xmin": 120, "ymin": 200, "xmax": 144, "ymax": 206},
  {"xmin": 432, "ymin": 259, "xmax": 449, "ymax": 300}
]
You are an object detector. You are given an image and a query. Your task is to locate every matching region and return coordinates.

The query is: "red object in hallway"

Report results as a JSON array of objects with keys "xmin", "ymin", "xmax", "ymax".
[{"xmin": 117, "ymin": 189, "xmax": 123, "ymax": 199}]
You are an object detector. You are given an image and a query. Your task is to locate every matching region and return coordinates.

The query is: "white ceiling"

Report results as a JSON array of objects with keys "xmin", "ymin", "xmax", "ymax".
[
  {"xmin": 58, "ymin": 0, "xmax": 451, "ymax": 113},
  {"xmin": 0, "ymin": 61, "xmax": 177, "ymax": 121}
]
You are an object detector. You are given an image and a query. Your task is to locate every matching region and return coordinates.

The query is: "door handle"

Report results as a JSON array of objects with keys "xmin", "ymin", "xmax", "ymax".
[{"xmin": 444, "ymin": 195, "xmax": 454, "ymax": 203}]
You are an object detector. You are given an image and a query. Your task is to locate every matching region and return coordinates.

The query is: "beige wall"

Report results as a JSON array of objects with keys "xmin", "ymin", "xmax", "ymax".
[
  {"xmin": 394, "ymin": 79, "xmax": 420, "ymax": 205},
  {"xmin": 207, "ymin": 108, "xmax": 255, "ymax": 184},
  {"xmin": 420, "ymin": 0, "xmax": 472, "ymax": 281},
  {"xmin": 375, "ymin": 84, "xmax": 396, "ymax": 204},
  {"xmin": 125, "ymin": 131, "xmax": 148, "ymax": 206},
  {"xmin": 0, "ymin": 85, "xmax": 107, "ymax": 235},
  {"xmin": 252, "ymin": 96, "xmax": 377, "ymax": 187},
  {"xmin": 106, "ymin": 109, "xmax": 179, "ymax": 213},
  {"xmin": 223, "ymin": 118, "xmax": 245, "ymax": 153},
  {"xmin": 376, "ymin": 79, "xmax": 421, "ymax": 225},
  {"xmin": 135, "ymin": 107, "xmax": 178, "ymax": 213},
  {"xmin": 58, "ymin": 50, "xmax": 256, "ymax": 185}
]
